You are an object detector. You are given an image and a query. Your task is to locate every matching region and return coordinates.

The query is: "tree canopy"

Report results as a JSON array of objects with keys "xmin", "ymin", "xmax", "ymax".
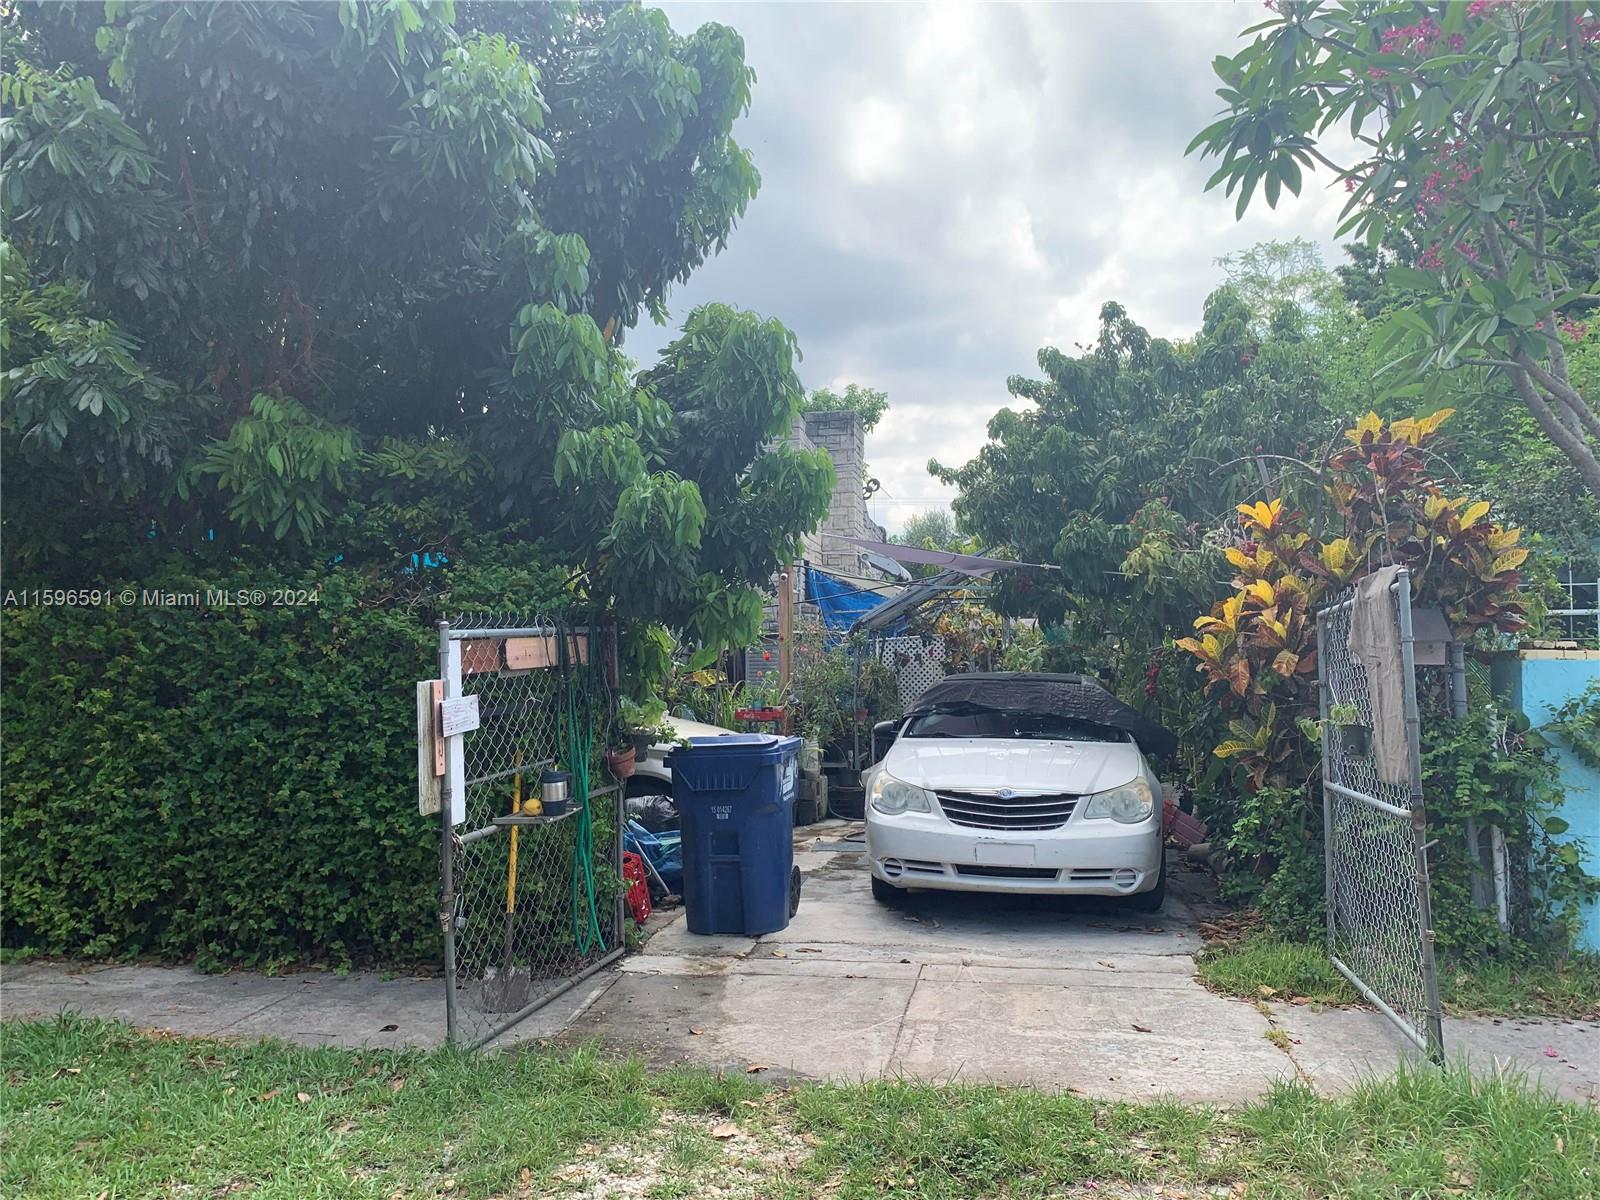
[
  {"xmin": 1, "ymin": 0, "xmax": 832, "ymax": 655},
  {"xmin": 931, "ymin": 291, "xmax": 1338, "ymax": 639}
]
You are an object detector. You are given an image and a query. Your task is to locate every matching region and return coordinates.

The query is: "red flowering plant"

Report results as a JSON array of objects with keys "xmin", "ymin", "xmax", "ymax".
[{"xmin": 1178, "ymin": 408, "xmax": 1527, "ymax": 791}]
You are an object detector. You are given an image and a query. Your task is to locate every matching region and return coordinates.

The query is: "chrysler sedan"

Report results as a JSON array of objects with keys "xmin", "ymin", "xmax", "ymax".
[{"xmin": 864, "ymin": 673, "xmax": 1173, "ymax": 912}]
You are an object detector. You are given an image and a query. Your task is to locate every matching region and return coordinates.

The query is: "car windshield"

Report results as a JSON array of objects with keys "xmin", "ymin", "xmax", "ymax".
[{"xmin": 901, "ymin": 706, "xmax": 1128, "ymax": 743}]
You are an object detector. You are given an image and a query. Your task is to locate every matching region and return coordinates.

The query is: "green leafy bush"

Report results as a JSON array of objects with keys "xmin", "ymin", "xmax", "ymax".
[
  {"xmin": 1547, "ymin": 682, "xmax": 1600, "ymax": 770},
  {"xmin": 1422, "ymin": 706, "xmax": 1599, "ymax": 959},
  {"xmin": 0, "ymin": 549, "xmax": 577, "ymax": 969}
]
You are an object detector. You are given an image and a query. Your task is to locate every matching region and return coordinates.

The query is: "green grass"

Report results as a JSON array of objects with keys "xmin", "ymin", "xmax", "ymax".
[
  {"xmin": 1197, "ymin": 937, "xmax": 1359, "ymax": 1007},
  {"xmin": 4, "ymin": 1017, "xmax": 1599, "ymax": 1198},
  {"xmin": 1198, "ymin": 935, "xmax": 1600, "ymax": 1020},
  {"xmin": 1439, "ymin": 955, "xmax": 1600, "ymax": 1020}
]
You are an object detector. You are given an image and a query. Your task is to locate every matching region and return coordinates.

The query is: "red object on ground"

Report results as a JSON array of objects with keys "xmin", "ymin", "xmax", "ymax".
[
  {"xmin": 1163, "ymin": 798, "xmax": 1209, "ymax": 848},
  {"xmin": 622, "ymin": 852, "xmax": 651, "ymax": 926}
]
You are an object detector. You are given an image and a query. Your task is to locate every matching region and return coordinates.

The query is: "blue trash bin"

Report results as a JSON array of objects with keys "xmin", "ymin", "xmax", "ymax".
[{"xmin": 668, "ymin": 734, "xmax": 801, "ymax": 935}]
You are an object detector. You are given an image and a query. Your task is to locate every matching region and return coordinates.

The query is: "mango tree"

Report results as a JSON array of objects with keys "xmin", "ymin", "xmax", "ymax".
[{"xmin": 1, "ymin": 1, "xmax": 830, "ymax": 657}]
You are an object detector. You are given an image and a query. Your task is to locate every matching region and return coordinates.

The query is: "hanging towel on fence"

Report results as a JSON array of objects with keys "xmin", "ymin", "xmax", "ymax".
[{"xmin": 1347, "ymin": 565, "xmax": 1410, "ymax": 787}]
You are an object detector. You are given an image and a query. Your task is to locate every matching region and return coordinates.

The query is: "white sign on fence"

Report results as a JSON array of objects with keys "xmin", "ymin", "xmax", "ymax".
[{"xmin": 440, "ymin": 694, "xmax": 481, "ymax": 738}]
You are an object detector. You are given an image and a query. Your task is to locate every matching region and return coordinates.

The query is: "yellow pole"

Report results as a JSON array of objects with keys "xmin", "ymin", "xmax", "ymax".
[{"xmin": 507, "ymin": 751, "xmax": 522, "ymax": 913}]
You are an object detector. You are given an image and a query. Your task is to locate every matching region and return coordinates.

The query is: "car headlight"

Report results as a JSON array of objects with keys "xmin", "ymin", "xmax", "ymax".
[
  {"xmin": 868, "ymin": 771, "xmax": 935, "ymax": 816},
  {"xmin": 1081, "ymin": 777, "xmax": 1155, "ymax": 824}
]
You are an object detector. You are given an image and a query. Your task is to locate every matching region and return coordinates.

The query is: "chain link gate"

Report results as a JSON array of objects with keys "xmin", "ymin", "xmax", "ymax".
[
  {"xmin": 1315, "ymin": 570, "xmax": 1444, "ymax": 1063},
  {"xmin": 433, "ymin": 615, "xmax": 622, "ymax": 1048}
]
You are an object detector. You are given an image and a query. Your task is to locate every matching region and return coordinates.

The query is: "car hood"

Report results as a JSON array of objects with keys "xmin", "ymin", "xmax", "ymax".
[
  {"xmin": 661, "ymin": 715, "xmax": 736, "ymax": 742},
  {"xmin": 882, "ymin": 738, "xmax": 1145, "ymax": 795}
]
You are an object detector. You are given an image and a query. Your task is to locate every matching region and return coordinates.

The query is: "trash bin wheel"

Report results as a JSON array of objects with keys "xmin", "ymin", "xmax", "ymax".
[{"xmin": 789, "ymin": 865, "xmax": 802, "ymax": 918}]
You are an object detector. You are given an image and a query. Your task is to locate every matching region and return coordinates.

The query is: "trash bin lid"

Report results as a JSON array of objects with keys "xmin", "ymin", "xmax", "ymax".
[
  {"xmin": 668, "ymin": 733, "xmax": 799, "ymax": 765},
  {"xmin": 685, "ymin": 733, "xmax": 785, "ymax": 748}
]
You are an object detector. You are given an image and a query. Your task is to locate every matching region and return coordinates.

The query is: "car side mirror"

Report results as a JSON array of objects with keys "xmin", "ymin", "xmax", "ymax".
[{"xmin": 872, "ymin": 720, "xmax": 899, "ymax": 762}]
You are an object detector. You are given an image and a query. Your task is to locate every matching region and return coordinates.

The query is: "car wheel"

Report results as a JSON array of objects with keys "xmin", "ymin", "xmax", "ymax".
[
  {"xmin": 870, "ymin": 875, "xmax": 904, "ymax": 906},
  {"xmin": 1126, "ymin": 850, "xmax": 1166, "ymax": 914}
]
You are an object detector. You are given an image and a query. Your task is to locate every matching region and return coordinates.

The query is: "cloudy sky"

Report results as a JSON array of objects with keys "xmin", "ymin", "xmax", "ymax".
[{"xmin": 628, "ymin": 2, "xmax": 1351, "ymax": 533}]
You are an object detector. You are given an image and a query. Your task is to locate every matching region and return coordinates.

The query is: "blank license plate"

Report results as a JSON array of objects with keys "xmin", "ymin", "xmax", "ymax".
[{"xmin": 973, "ymin": 842, "xmax": 1035, "ymax": 867}]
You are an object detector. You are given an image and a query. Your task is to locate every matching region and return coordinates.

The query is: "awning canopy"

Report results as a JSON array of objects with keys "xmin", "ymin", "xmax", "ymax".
[{"xmin": 847, "ymin": 537, "xmax": 1060, "ymax": 579}]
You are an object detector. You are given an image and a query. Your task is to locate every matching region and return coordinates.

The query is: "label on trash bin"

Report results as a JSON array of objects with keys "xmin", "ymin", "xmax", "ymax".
[{"xmin": 711, "ymin": 804, "xmax": 732, "ymax": 821}]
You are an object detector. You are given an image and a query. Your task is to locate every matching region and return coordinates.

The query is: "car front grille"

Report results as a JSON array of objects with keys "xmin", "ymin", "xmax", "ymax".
[
  {"xmin": 953, "ymin": 865, "xmax": 1061, "ymax": 879},
  {"xmin": 935, "ymin": 790, "xmax": 1079, "ymax": 831}
]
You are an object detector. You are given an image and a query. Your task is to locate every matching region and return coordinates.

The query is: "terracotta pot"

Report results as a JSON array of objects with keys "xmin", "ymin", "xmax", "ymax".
[{"xmin": 605, "ymin": 745, "xmax": 637, "ymax": 780}]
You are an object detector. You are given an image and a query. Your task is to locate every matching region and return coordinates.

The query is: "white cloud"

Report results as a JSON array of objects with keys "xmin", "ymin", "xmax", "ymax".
[{"xmin": 639, "ymin": 2, "xmax": 1353, "ymax": 532}]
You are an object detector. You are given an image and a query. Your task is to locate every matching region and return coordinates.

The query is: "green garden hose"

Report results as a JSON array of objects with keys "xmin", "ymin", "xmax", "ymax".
[{"xmin": 562, "ymin": 625, "xmax": 606, "ymax": 954}]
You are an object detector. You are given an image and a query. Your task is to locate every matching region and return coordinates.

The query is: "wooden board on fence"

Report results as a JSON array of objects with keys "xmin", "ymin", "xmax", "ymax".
[
  {"xmin": 416, "ymin": 680, "xmax": 442, "ymax": 816},
  {"xmin": 505, "ymin": 634, "xmax": 587, "ymax": 670},
  {"xmin": 460, "ymin": 638, "xmax": 503, "ymax": 675}
]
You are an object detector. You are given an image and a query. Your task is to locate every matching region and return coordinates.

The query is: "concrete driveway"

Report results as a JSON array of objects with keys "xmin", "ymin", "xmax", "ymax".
[
  {"xmin": 562, "ymin": 824, "xmax": 1599, "ymax": 1103},
  {"xmin": 6, "ymin": 823, "xmax": 1596, "ymax": 1102},
  {"xmin": 564, "ymin": 827, "xmax": 1294, "ymax": 1101}
]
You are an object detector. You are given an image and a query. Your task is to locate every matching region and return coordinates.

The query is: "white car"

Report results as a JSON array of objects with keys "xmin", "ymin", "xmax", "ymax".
[{"xmin": 864, "ymin": 673, "xmax": 1171, "ymax": 912}]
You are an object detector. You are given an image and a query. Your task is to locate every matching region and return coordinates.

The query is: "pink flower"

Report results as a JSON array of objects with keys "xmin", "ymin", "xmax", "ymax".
[
  {"xmin": 1418, "ymin": 243, "xmax": 1444, "ymax": 271},
  {"xmin": 1382, "ymin": 17, "xmax": 1443, "ymax": 56},
  {"xmin": 1368, "ymin": 67, "xmax": 1390, "ymax": 80},
  {"xmin": 1454, "ymin": 241, "xmax": 1480, "ymax": 263},
  {"xmin": 1449, "ymin": 33, "xmax": 1465, "ymax": 50}
]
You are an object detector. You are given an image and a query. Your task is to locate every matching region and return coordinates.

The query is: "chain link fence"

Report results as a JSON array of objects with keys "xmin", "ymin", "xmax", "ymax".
[
  {"xmin": 1316, "ymin": 573, "xmax": 1444, "ymax": 1062},
  {"xmin": 434, "ymin": 614, "xmax": 621, "ymax": 1048}
]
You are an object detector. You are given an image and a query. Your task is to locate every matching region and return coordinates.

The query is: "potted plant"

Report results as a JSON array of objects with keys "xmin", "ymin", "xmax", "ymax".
[
  {"xmin": 1328, "ymin": 702, "xmax": 1372, "ymax": 758},
  {"xmin": 604, "ymin": 742, "xmax": 637, "ymax": 780},
  {"xmin": 618, "ymin": 695, "xmax": 682, "ymax": 756}
]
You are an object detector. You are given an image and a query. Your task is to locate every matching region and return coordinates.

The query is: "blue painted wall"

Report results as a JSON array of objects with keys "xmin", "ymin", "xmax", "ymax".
[{"xmin": 1517, "ymin": 652, "xmax": 1600, "ymax": 952}]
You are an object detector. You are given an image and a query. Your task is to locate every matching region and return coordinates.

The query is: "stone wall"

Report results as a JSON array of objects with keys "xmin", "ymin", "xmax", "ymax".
[{"xmin": 800, "ymin": 409, "xmax": 869, "ymax": 579}]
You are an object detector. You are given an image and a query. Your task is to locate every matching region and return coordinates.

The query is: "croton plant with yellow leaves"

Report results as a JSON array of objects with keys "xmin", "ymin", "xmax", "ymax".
[{"xmin": 1177, "ymin": 408, "xmax": 1527, "ymax": 790}]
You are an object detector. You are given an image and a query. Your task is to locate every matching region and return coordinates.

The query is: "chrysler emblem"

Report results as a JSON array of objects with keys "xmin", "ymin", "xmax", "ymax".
[{"xmin": 997, "ymin": 788, "xmax": 1017, "ymax": 799}]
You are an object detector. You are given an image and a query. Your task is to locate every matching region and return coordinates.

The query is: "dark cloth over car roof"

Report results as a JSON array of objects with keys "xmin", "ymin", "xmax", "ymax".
[{"xmin": 904, "ymin": 672, "xmax": 1178, "ymax": 757}]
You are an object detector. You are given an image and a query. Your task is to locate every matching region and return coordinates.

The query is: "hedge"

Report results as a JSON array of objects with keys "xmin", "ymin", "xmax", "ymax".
[{"xmin": 1, "ymin": 553, "xmax": 576, "ymax": 968}]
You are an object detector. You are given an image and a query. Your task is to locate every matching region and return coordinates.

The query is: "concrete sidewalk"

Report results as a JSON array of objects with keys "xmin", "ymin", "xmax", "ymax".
[{"xmin": 4, "ymin": 829, "xmax": 1596, "ymax": 1103}]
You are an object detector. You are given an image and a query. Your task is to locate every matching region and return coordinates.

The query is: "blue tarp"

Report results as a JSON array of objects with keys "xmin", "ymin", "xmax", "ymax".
[{"xmin": 806, "ymin": 566, "xmax": 894, "ymax": 632}]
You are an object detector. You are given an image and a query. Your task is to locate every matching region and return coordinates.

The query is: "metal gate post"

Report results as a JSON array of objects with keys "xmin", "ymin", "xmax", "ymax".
[
  {"xmin": 436, "ymin": 618, "xmax": 460, "ymax": 1046},
  {"xmin": 1448, "ymin": 642, "xmax": 1468, "ymax": 719},
  {"xmin": 1396, "ymin": 573, "xmax": 1445, "ymax": 1064},
  {"xmin": 1316, "ymin": 615, "xmax": 1336, "ymax": 956}
]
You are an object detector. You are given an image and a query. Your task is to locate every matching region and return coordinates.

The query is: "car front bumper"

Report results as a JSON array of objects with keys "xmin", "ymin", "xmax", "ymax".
[{"xmin": 866, "ymin": 809, "xmax": 1163, "ymax": 896}]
